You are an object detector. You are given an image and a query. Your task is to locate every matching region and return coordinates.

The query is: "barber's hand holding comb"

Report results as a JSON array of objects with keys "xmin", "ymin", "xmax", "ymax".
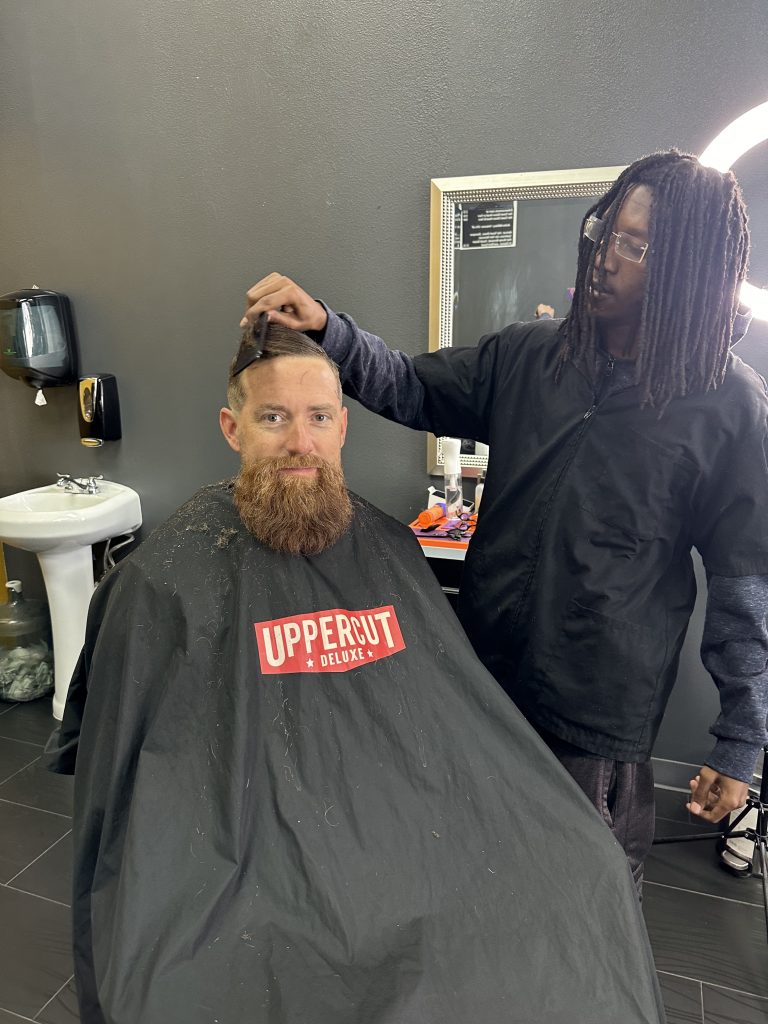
[{"xmin": 241, "ymin": 272, "xmax": 328, "ymax": 333}]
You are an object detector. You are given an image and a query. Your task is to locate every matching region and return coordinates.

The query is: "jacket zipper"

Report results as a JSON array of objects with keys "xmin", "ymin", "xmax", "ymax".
[{"xmin": 583, "ymin": 355, "xmax": 615, "ymax": 420}]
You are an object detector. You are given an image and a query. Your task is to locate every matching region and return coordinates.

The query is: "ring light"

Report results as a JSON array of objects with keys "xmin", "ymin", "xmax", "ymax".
[{"xmin": 699, "ymin": 100, "xmax": 768, "ymax": 321}]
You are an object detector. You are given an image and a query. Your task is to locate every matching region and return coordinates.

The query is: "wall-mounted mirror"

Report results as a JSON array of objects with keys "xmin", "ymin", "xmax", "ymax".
[{"xmin": 427, "ymin": 166, "xmax": 625, "ymax": 473}]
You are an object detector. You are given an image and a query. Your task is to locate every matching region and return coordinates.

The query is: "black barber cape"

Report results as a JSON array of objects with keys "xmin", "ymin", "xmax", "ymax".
[{"xmin": 49, "ymin": 483, "xmax": 664, "ymax": 1024}]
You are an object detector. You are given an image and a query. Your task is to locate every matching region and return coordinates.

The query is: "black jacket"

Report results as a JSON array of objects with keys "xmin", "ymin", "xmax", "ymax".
[
  {"xmin": 320, "ymin": 309, "xmax": 768, "ymax": 762},
  {"xmin": 413, "ymin": 320, "xmax": 768, "ymax": 759}
]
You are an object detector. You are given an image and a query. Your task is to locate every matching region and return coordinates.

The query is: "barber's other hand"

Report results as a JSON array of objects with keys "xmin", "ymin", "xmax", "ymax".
[
  {"xmin": 687, "ymin": 767, "xmax": 748, "ymax": 823},
  {"xmin": 241, "ymin": 273, "xmax": 328, "ymax": 333},
  {"xmin": 535, "ymin": 304, "xmax": 555, "ymax": 319}
]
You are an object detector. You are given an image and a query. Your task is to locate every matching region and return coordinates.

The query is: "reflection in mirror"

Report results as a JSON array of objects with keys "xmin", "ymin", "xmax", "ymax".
[
  {"xmin": 454, "ymin": 196, "xmax": 590, "ymax": 346},
  {"xmin": 428, "ymin": 168, "xmax": 625, "ymax": 473}
]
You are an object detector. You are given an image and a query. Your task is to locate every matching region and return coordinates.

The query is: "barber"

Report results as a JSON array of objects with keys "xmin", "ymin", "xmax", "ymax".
[{"xmin": 242, "ymin": 151, "xmax": 768, "ymax": 891}]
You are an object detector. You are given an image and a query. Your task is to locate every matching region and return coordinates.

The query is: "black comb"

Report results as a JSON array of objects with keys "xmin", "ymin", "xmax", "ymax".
[{"xmin": 232, "ymin": 312, "xmax": 269, "ymax": 376}]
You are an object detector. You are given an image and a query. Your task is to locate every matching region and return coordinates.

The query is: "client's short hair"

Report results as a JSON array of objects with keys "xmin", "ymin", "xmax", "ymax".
[{"xmin": 227, "ymin": 322, "xmax": 342, "ymax": 410}]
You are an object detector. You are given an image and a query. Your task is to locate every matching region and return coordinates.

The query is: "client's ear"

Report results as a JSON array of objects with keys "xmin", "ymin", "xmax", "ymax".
[{"xmin": 219, "ymin": 407, "xmax": 241, "ymax": 453}]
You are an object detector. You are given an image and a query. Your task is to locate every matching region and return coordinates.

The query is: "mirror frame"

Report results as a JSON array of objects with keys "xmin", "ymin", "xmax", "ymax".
[{"xmin": 427, "ymin": 165, "xmax": 626, "ymax": 474}]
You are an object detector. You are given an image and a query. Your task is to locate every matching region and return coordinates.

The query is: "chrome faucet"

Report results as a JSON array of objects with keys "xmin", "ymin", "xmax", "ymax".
[{"xmin": 56, "ymin": 473, "xmax": 104, "ymax": 495}]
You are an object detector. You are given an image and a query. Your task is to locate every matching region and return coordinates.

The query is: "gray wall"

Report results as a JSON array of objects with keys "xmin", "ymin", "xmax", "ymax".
[{"xmin": 2, "ymin": 0, "xmax": 767, "ymax": 766}]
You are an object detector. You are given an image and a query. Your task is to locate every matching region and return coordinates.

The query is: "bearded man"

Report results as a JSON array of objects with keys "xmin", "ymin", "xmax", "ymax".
[
  {"xmin": 221, "ymin": 319, "xmax": 354, "ymax": 557},
  {"xmin": 47, "ymin": 320, "xmax": 665, "ymax": 1024}
]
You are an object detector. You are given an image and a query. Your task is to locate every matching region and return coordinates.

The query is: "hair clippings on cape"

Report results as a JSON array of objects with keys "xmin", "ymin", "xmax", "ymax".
[{"xmin": 232, "ymin": 312, "xmax": 270, "ymax": 376}]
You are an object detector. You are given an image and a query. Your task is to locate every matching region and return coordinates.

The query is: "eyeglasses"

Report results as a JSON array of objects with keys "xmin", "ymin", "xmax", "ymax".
[{"xmin": 583, "ymin": 215, "xmax": 649, "ymax": 264}]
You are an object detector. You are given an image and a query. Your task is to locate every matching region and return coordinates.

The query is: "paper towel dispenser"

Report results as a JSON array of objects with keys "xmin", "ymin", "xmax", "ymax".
[{"xmin": 0, "ymin": 288, "xmax": 78, "ymax": 390}]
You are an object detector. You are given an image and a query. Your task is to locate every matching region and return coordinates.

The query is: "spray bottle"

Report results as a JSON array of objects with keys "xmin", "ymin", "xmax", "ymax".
[
  {"xmin": 442, "ymin": 437, "xmax": 463, "ymax": 516},
  {"xmin": 474, "ymin": 441, "xmax": 488, "ymax": 515}
]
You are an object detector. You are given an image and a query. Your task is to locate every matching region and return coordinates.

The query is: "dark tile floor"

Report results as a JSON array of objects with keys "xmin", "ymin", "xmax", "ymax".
[
  {"xmin": 646, "ymin": 788, "xmax": 768, "ymax": 1023},
  {"xmin": 0, "ymin": 698, "xmax": 765, "ymax": 1023},
  {"xmin": 0, "ymin": 698, "xmax": 76, "ymax": 1023}
]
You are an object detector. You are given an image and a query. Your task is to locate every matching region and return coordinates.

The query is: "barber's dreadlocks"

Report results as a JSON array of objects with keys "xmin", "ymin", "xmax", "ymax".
[{"xmin": 557, "ymin": 151, "xmax": 750, "ymax": 411}]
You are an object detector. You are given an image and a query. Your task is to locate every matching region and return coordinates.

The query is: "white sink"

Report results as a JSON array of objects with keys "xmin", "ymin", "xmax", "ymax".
[
  {"xmin": 0, "ymin": 480, "xmax": 142, "ymax": 719},
  {"xmin": 0, "ymin": 481, "xmax": 142, "ymax": 552}
]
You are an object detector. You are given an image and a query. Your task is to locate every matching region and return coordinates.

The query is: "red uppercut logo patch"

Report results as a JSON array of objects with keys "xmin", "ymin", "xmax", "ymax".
[{"xmin": 254, "ymin": 605, "xmax": 406, "ymax": 674}]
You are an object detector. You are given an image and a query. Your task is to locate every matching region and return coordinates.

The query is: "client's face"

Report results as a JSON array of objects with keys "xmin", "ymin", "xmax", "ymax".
[{"xmin": 220, "ymin": 356, "xmax": 352, "ymax": 555}]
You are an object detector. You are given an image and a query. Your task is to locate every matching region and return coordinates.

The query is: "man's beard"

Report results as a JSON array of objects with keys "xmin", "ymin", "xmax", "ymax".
[{"xmin": 234, "ymin": 454, "xmax": 353, "ymax": 556}]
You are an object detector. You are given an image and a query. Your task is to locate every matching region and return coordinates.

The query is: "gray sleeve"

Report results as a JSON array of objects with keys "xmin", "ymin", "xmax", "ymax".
[
  {"xmin": 309, "ymin": 306, "xmax": 433, "ymax": 431},
  {"xmin": 312, "ymin": 304, "xmax": 502, "ymax": 443},
  {"xmin": 701, "ymin": 574, "xmax": 768, "ymax": 783}
]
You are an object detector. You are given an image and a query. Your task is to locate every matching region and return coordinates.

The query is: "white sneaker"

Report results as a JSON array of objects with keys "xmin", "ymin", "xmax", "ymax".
[{"xmin": 718, "ymin": 805, "xmax": 758, "ymax": 877}]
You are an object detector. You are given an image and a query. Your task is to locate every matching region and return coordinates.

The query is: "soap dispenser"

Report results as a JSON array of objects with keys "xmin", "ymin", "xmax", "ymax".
[
  {"xmin": 0, "ymin": 289, "xmax": 79, "ymax": 395},
  {"xmin": 78, "ymin": 374, "xmax": 122, "ymax": 446}
]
